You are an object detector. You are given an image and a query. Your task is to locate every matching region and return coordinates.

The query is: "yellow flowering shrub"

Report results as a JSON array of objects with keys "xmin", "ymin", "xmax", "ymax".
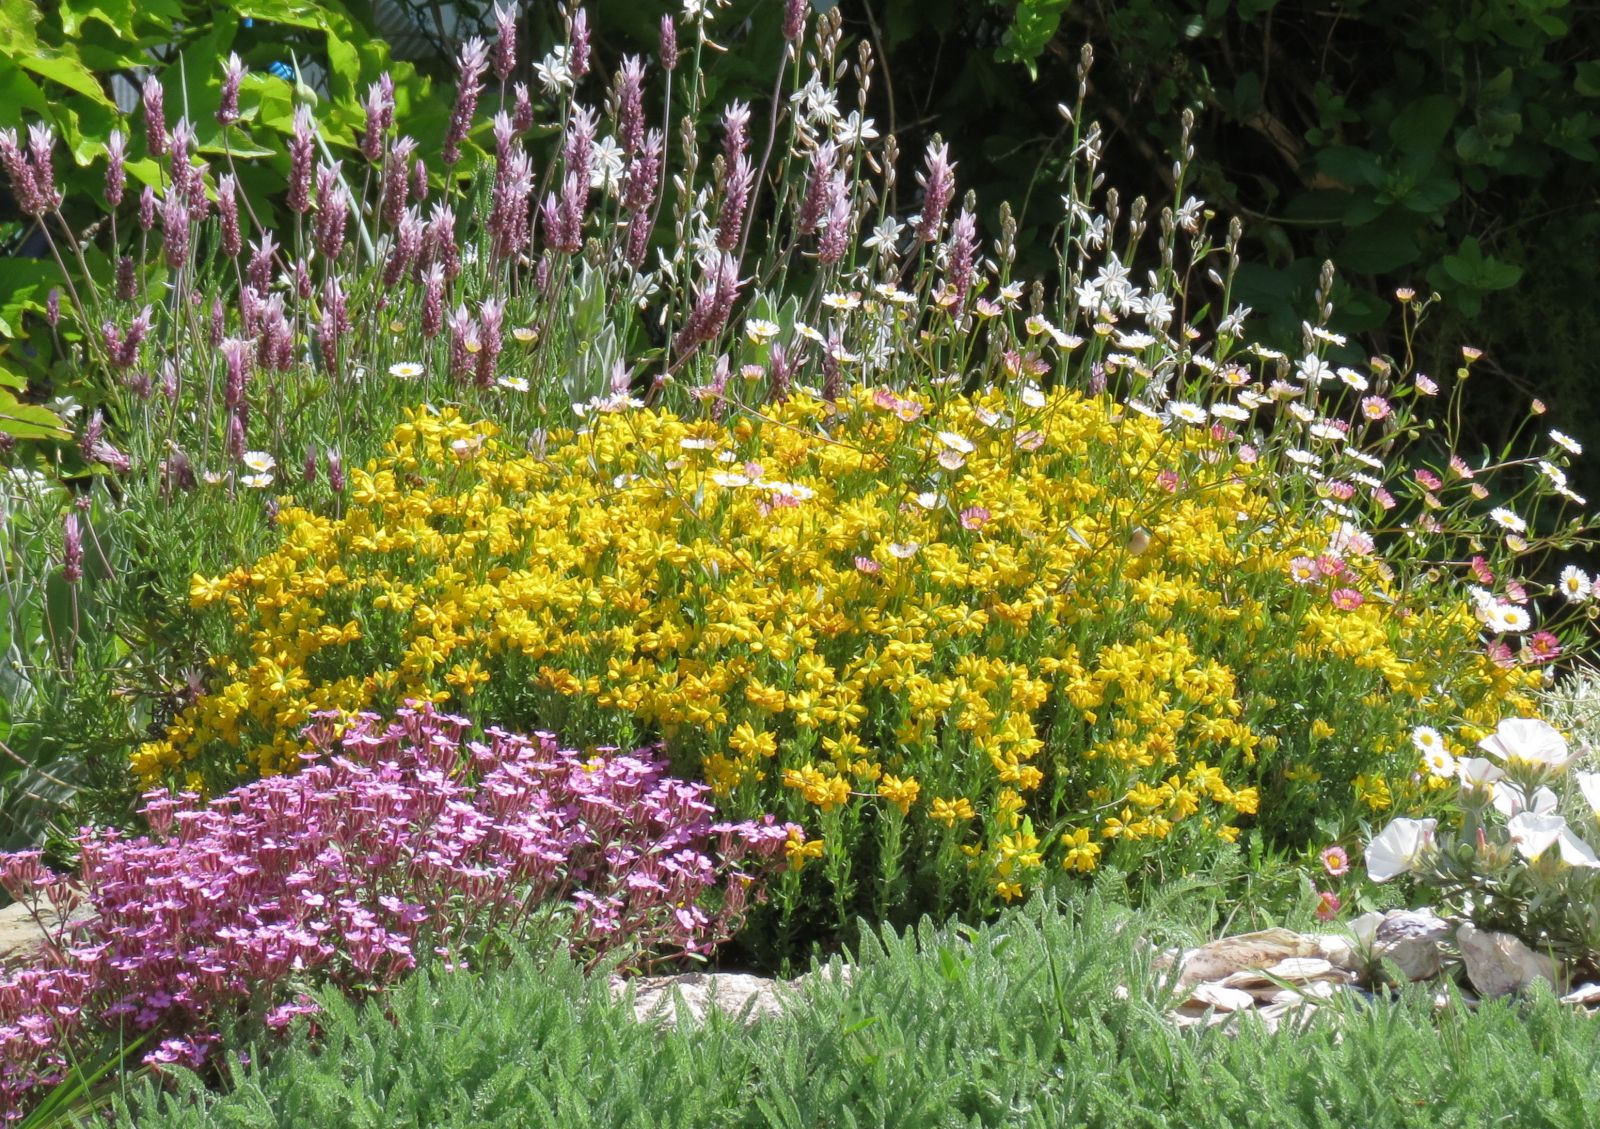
[{"xmin": 137, "ymin": 386, "xmax": 1538, "ymax": 922}]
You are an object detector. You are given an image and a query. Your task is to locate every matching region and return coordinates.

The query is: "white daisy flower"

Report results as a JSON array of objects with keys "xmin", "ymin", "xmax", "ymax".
[
  {"xmin": 1167, "ymin": 401, "xmax": 1207, "ymax": 425},
  {"xmin": 1559, "ymin": 565, "xmax": 1591, "ymax": 602},
  {"xmin": 1550, "ymin": 429, "xmax": 1583, "ymax": 455},
  {"xmin": 242, "ymin": 451, "xmax": 276, "ymax": 474},
  {"xmin": 1412, "ymin": 726, "xmax": 1446, "ymax": 756},
  {"xmin": 389, "ymin": 361, "xmax": 425, "ymax": 379},
  {"xmin": 1489, "ymin": 506, "xmax": 1525, "ymax": 533}
]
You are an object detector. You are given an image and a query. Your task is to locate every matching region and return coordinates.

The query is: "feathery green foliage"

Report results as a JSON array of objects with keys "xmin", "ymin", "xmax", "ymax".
[{"xmin": 116, "ymin": 897, "xmax": 1600, "ymax": 1128}]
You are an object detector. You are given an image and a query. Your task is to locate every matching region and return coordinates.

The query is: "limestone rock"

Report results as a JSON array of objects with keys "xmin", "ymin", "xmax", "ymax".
[
  {"xmin": 1371, "ymin": 909, "xmax": 1452, "ymax": 981},
  {"xmin": 1456, "ymin": 923, "xmax": 1557, "ymax": 999},
  {"xmin": 618, "ymin": 971, "xmax": 788, "ymax": 1027}
]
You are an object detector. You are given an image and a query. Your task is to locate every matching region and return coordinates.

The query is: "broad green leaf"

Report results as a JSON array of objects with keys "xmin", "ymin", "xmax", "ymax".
[
  {"xmin": 1388, "ymin": 94, "xmax": 1457, "ymax": 154},
  {"xmin": 1336, "ymin": 216, "xmax": 1422, "ymax": 274},
  {"xmin": 16, "ymin": 46, "xmax": 116, "ymax": 108},
  {"xmin": 0, "ymin": 64, "xmax": 49, "ymax": 127},
  {"xmin": 0, "ymin": 390, "xmax": 69, "ymax": 440},
  {"xmin": 1316, "ymin": 145, "xmax": 1384, "ymax": 189}
]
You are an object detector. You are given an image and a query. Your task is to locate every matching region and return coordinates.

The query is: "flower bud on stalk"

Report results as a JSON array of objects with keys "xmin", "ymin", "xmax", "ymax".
[
  {"xmin": 384, "ymin": 208, "xmax": 423, "ymax": 289},
  {"xmin": 716, "ymin": 154, "xmax": 753, "ymax": 252},
  {"xmin": 796, "ymin": 142, "xmax": 836, "ymax": 236},
  {"xmin": 217, "ymin": 174, "xmax": 243, "ymax": 258},
  {"xmin": 768, "ymin": 343, "xmax": 795, "ymax": 405},
  {"xmin": 161, "ymin": 446, "xmax": 195, "ymax": 495},
  {"xmin": 247, "ymin": 233, "xmax": 278, "ymax": 295},
  {"xmin": 317, "ymin": 278, "xmax": 350, "ymax": 376},
  {"xmin": 262, "ymin": 296, "xmax": 293, "ymax": 371},
  {"xmin": 425, "ymin": 204, "xmax": 460, "ymax": 279},
  {"xmin": 443, "ymin": 38, "xmax": 490, "ymax": 166},
  {"xmin": 186, "ymin": 159, "xmax": 211, "ymax": 226},
  {"xmin": 303, "ymin": 445, "xmax": 319, "ymax": 485},
  {"xmin": 944, "ymin": 206, "xmax": 977, "ymax": 308},
  {"xmin": 476, "ymin": 298, "xmax": 504, "ymax": 388},
  {"xmin": 217, "ymin": 53, "xmax": 245, "ymax": 128},
  {"xmin": 563, "ymin": 106, "xmax": 596, "ymax": 198},
  {"xmin": 361, "ymin": 79, "xmax": 393, "ymax": 163},
  {"xmin": 167, "ymin": 118, "xmax": 195, "ymax": 200},
  {"xmin": 81, "ymin": 410, "xmax": 131, "ymax": 473},
  {"xmin": 783, "ymin": 0, "xmax": 807, "ymax": 42},
  {"xmin": 142, "ymin": 75, "xmax": 167, "ymax": 158},
  {"xmin": 817, "ymin": 177, "xmax": 850, "ymax": 265},
  {"xmin": 62, "ymin": 512, "xmax": 83, "ymax": 582},
  {"xmin": 222, "ymin": 338, "xmax": 251, "ymax": 409},
  {"xmin": 512, "ymin": 83, "xmax": 534, "ymax": 135},
  {"xmin": 493, "ymin": 2, "xmax": 517, "ymax": 84},
  {"xmin": 325, "ymin": 448, "xmax": 345, "ymax": 493},
  {"xmin": 421, "ymin": 264, "xmax": 445, "ymax": 338},
  {"xmin": 412, "ymin": 155, "xmax": 429, "ymax": 204},
  {"xmin": 105, "ymin": 130, "xmax": 126, "ymax": 207},
  {"xmin": 314, "ymin": 163, "xmax": 348, "ymax": 261},
  {"xmin": 287, "ymin": 107, "xmax": 315, "ymax": 215},
  {"xmin": 227, "ymin": 411, "xmax": 245, "ymax": 461},
  {"xmin": 26, "ymin": 123, "xmax": 60, "ymax": 212},
  {"xmin": 659, "ymin": 15, "xmax": 678, "ymax": 70},
  {"xmin": 379, "ymin": 137, "xmax": 416, "ymax": 230},
  {"xmin": 0, "ymin": 128, "xmax": 45, "ymax": 216},
  {"xmin": 914, "ymin": 140, "xmax": 955, "ymax": 244},
  {"xmin": 570, "ymin": 7, "xmax": 591, "ymax": 79},
  {"xmin": 722, "ymin": 102, "xmax": 750, "ymax": 165},
  {"xmin": 617, "ymin": 57, "xmax": 646, "ymax": 157},
  {"xmin": 448, "ymin": 304, "xmax": 479, "ymax": 382},
  {"xmin": 46, "ymin": 288, "xmax": 60, "ymax": 328},
  {"xmin": 209, "ymin": 297, "xmax": 226, "ymax": 346},
  {"xmin": 115, "ymin": 256, "xmax": 137, "ymax": 301},
  {"xmin": 138, "ymin": 185, "xmax": 156, "ymax": 231}
]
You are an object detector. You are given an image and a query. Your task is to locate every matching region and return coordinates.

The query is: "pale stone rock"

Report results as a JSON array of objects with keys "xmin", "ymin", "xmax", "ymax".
[
  {"xmin": 1371, "ymin": 909, "xmax": 1453, "ymax": 981},
  {"xmin": 1456, "ymin": 923, "xmax": 1557, "ymax": 999}
]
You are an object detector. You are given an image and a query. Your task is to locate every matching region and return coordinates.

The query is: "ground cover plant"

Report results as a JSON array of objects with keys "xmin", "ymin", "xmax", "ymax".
[
  {"xmin": 0, "ymin": 0, "xmax": 1598, "ymax": 1123},
  {"xmin": 108, "ymin": 897, "xmax": 1600, "ymax": 1128}
]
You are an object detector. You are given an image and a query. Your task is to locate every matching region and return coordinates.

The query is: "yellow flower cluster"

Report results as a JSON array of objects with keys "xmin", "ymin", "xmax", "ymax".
[{"xmin": 136, "ymin": 386, "xmax": 1537, "ymax": 909}]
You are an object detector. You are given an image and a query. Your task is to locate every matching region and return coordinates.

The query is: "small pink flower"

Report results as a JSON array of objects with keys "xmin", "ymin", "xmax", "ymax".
[
  {"xmin": 1238, "ymin": 444, "xmax": 1258, "ymax": 464},
  {"xmin": 1528, "ymin": 631, "xmax": 1562, "ymax": 663},
  {"xmin": 1315, "ymin": 890, "xmax": 1342, "ymax": 922},
  {"xmin": 1485, "ymin": 640, "xmax": 1516, "ymax": 668},
  {"xmin": 1288, "ymin": 556, "xmax": 1318, "ymax": 585},
  {"xmin": 959, "ymin": 506, "xmax": 990, "ymax": 531},
  {"xmin": 1359, "ymin": 395, "xmax": 1391, "ymax": 421},
  {"xmin": 854, "ymin": 556, "xmax": 881, "ymax": 574},
  {"xmin": 1449, "ymin": 455, "xmax": 1474, "ymax": 479},
  {"xmin": 1469, "ymin": 556, "xmax": 1494, "ymax": 585},
  {"xmin": 1330, "ymin": 587, "xmax": 1364, "ymax": 611},
  {"xmin": 1414, "ymin": 374, "xmax": 1438, "ymax": 396},
  {"xmin": 1373, "ymin": 488, "xmax": 1396, "ymax": 511},
  {"xmin": 1413, "ymin": 468, "xmax": 1442, "ymax": 491},
  {"xmin": 1315, "ymin": 553, "xmax": 1347, "ymax": 579},
  {"xmin": 1156, "ymin": 469, "xmax": 1180, "ymax": 493},
  {"xmin": 1319, "ymin": 845, "xmax": 1350, "ymax": 878}
]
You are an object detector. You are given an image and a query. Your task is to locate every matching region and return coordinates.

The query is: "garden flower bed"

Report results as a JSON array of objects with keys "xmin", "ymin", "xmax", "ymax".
[{"xmin": 0, "ymin": 0, "xmax": 1596, "ymax": 1122}]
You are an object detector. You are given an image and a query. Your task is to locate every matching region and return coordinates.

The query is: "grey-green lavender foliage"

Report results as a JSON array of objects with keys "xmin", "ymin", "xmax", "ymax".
[{"xmin": 110, "ymin": 897, "xmax": 1600, "ymax": 1129}]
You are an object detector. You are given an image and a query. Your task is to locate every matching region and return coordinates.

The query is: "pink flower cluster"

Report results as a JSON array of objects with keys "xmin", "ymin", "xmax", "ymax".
[{"xmin": 0, "ymin": 705, "xmax": 797, "ymax": 1121}]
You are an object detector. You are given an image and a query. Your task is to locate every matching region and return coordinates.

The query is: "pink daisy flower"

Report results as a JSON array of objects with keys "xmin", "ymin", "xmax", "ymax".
[
  {"xmin": 1330, "ymin": 587, "xmax": 1364, "ymax": 611},
  {"xmin": 1320, "ymin": 845, "xmax": 1350, "ymax": 877}
]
